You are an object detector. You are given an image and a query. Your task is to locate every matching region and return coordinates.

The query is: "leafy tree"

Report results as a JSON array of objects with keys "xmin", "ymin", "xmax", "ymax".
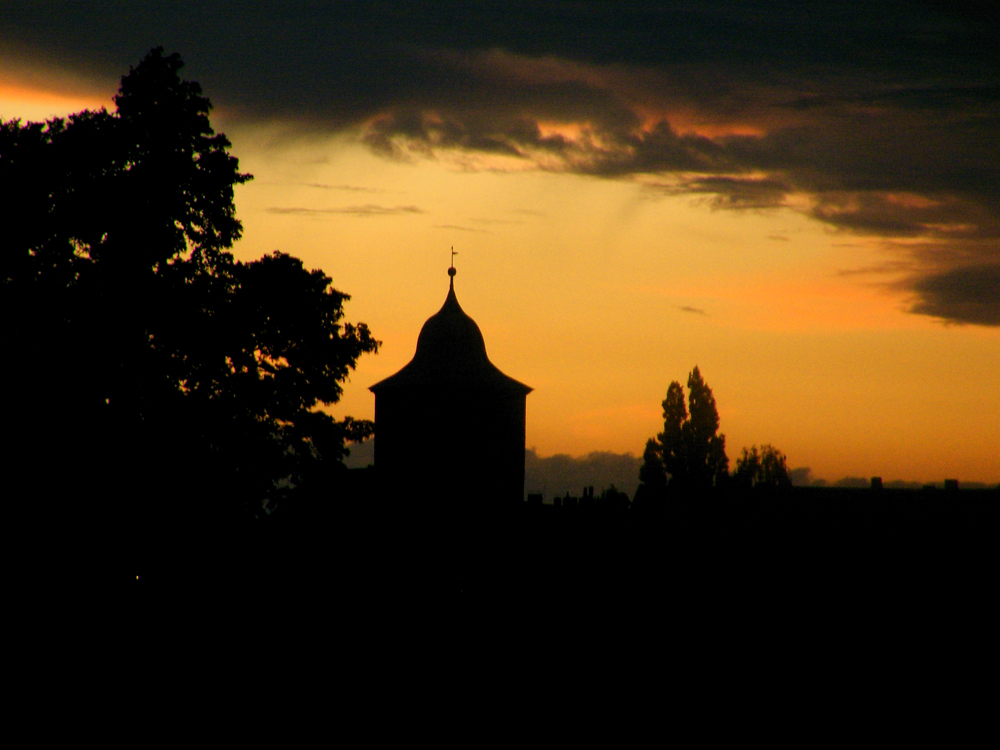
[
  {"xmin": 1, "ymin": 48, "xmax": 378, "ymax": 517},
  {"xmin": 644, "ymin": 366, "xmax": 728, "ymax": 492},
  {"xmin": 733, "ymin": 445, "xmax": 791, "ymax": 491}
]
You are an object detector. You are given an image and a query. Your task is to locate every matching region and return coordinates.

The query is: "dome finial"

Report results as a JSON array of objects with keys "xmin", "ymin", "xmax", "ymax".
[{"xmin": 449, "ymin": 246, "xmax": 458, "ymax": 277}]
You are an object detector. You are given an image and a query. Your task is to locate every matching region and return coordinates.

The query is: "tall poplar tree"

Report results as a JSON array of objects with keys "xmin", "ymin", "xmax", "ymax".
[
  {"xmin": 659, "ymin": 381, "xmax": 688, "ymax": 482},
  {"xmin": 643, "ymin": 366, "xmax": 728, "ymax": 493},
  {"xmin": 683, "ymin": 366, "xmax": 729, "ymax": 489}
]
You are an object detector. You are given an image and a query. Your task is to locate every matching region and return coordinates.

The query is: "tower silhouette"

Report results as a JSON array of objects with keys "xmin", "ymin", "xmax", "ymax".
[{"xmin": 370, "ymin": 266, "xmax": 532, "ymax": 507}]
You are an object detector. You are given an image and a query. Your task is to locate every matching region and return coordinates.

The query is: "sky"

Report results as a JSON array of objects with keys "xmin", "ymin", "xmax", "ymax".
[{"xmin": 2, "ymin": 1, "xmax": 998, "ymax": 485}]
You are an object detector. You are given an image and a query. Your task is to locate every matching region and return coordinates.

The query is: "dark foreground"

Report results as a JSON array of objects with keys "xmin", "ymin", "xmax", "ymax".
[
  {"xmin": 135, "ymin": 486, "xmax": 997, "ymax": 625},
  {"xmin": 129, "ymin": 485, "xmax": 997, "ymax": 719}
]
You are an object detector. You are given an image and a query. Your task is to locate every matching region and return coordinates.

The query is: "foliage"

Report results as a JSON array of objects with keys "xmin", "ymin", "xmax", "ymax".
[
  {"xmin": 638, "ymin": 438, "xmax": 667, "ymax": 491},
  {"xmin": 634, "ymin": 438, "xmax": 668, "ymax": 508},
  {"xmin": 684, "ymin": 366, "xmax": 729, "ymax": 488},
  {"xmin": 642, "ymin": 366, "xmax": 729, "ymax": 493},
  {"xmin": 733, "ymin": 444, "xmax": 791, "ymax": 491},
  {"xmin": 659, "ymin": 382, "xmax": 687, "ymax": 481},
  {"xmin": 1, "ymin": 48, "xmax": 378, "ymax": 515}
]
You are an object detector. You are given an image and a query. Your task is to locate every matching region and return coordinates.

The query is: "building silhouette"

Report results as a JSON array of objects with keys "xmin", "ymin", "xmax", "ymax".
[{"xmin": 370, "ymin": 266, "xmax": 532, "ymax": 507}]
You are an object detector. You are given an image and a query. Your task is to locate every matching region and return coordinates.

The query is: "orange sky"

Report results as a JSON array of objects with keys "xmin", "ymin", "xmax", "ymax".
[
  {"xmin": 218, "ymin": 130, "xmax": 999, "ymax": 485},
  {"xmin": 3, "ymin": 58, "xmax": 998, "ymax": 486}
]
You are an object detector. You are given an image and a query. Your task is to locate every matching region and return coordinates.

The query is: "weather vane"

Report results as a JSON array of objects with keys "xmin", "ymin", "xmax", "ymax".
[{"xmin": 449, "ymin": 246, "xmax": 457, "ymax": 277}]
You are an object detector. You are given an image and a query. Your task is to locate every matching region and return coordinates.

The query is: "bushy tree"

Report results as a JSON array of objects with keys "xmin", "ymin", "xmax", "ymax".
[
  {"xmin": 1, "ymin": 48, "xmax": 378, "ymax": 517},
  {"xmin": 733, "ymin": 445, "xmax": 791, "ymax": 491}
]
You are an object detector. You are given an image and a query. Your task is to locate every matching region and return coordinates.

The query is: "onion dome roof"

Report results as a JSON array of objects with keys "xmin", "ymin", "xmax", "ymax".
[{"xmin": 370, "ymin": 272, "xmax": 532, "ymax": 394}]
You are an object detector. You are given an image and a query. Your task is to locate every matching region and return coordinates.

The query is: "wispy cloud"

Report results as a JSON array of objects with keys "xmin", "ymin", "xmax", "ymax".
[
  {"xmin": 836, "ymin": 261, "xmax": 913, "ymax": 277},
  {"xmin": 434, "ymin": 224, "xmax": 487, "ymax": 233},
  {"xmin": 303, "ymin": 183, "xmax": 383, "ymax": 192},
  {"xmin": 472, "ymin": 217, "xmax": 524, "ymax": 225},
  {"xmin": 678, "ymin": 305, "xmax": 708, "ymax": 316},
  {"xmin": 266, "ymin": 205, "xmax": 425, "ymax": 216}
]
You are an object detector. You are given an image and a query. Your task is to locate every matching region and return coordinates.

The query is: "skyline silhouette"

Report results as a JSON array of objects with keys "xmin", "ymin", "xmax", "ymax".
[
  {"xmin": 2, "ymin": 5, "xmax": 999, "ymax": 485},
  {"xmin": 3, "ymin": 47, "xmax": 996, "ymax": 635}
]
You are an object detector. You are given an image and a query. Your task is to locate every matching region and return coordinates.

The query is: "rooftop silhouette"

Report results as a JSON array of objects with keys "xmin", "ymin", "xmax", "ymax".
[
  {"xmin": 370, "ymin": 265, "xmax": 531, "ymax": 506},
  {"xmin": 370, "ymin": 268, "xmax": 531, "ymax": 395}
]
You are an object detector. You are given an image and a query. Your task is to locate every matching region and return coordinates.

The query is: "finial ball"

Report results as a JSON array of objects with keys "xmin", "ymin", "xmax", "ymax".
[{"xmin": 448, "ymin": 267, "xmax": 457, "ymax": 277}]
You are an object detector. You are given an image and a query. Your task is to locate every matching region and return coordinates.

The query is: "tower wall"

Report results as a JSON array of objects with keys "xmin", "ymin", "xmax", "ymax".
[{"xmin": 374, "ymin": 386, "xmax": 527, "ymax": 506}]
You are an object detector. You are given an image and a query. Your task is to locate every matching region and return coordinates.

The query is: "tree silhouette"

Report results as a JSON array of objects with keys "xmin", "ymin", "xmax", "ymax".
[
  {"xmin": 734, "ymin": 445, "xmax": 791, "ymax": 491},
  {"xmin": 659, "ymin": 382, "xmax": 687, "ymax": 482},
  {"xmin": 644, "ymin": 366, "xmax": 728, "ymax": 492},
  {"xmin": 684, "ymin": 366, "xmax": 729, "ymax": 489},
  {"xmin": 1, "ymin": 48, "xmax": 378, "ymax": 518},
  {"xmin": 634, "ymin": 437, "xmax": 668, "ymax": 508}
]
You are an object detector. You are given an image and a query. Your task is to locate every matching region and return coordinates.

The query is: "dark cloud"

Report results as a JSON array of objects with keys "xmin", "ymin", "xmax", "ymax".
[
  {"xmin": 884, "ymin": 480, "xmax": 927, "ymax": 490},
  {"xmin": 678, "ymin": 305, "xmax": 707, "ymax": 316},
  {"xmin": 909, "ymin": 264, "xmax": 1000, "ymax": 326},
  {"xmin": 266, "ymin": 205, "xmax": 425, "ymax": 216},
  {"xmin": 524, "ymin": 448, "xmax": 641, "ymax": 500},
  {"xmin": 833, "ymin": 476, "xmax": 870, "ymax": 488},
  {"xmin": 786, "ymin": 468, "xmax": 946, "ymax": 488},
  {"xmin": 788, "ymin": 467, "xmax": 812, "ymax": 487},
  {"xmin": 343, "ymin": 438, "xmax": 374, "ymax": 469},
  {"xmin": 5, "ymin": 1, "xmax": 999, "ymax": 323},
  {"xmin": 345, "ymin": 443, "xmax": 643, "ymax": 498},
  {"xmin": 681, "ymin": 175, "xmax": 789, "ymax": 210}
]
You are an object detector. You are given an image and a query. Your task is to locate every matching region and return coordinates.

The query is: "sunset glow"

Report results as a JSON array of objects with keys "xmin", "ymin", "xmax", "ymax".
[{"xmin": 3, "ymin": 3, "xmax": 997, "ymax": 487}]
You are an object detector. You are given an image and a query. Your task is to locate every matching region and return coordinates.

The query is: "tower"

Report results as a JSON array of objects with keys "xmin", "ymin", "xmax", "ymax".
[{"xmin": 369, "ymin": 266, "xmax": 532, "ymax": 507}]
